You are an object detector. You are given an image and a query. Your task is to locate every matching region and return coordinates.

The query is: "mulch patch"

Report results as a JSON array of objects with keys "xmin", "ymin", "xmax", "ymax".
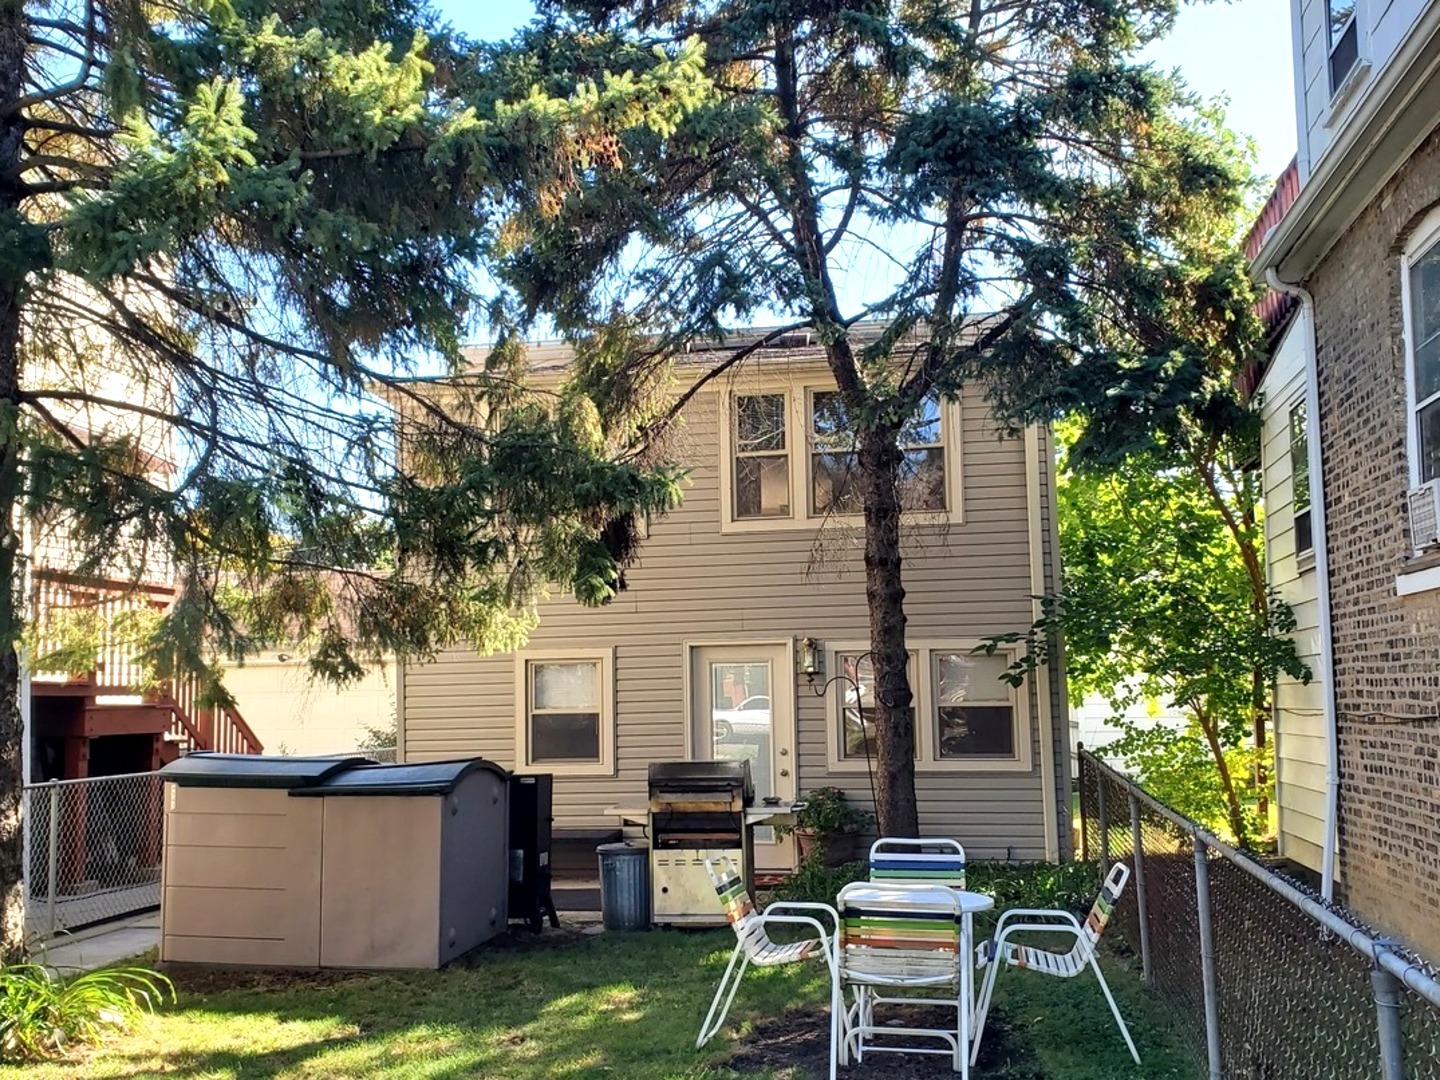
[{"xmin": 726, "ymin": 1003, "xmax": 1044, "ymax": 1080}]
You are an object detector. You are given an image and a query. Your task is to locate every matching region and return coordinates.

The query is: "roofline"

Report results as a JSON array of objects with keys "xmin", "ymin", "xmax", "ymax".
[{"xmin": 1250, "ymin": 4, "xmax": 1440, "ymax": 284}]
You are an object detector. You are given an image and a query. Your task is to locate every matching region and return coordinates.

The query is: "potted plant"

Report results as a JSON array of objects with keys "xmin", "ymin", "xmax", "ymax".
[{"xmin": 777, "ymin": 786, "xmax": 875, "ymax": 867}]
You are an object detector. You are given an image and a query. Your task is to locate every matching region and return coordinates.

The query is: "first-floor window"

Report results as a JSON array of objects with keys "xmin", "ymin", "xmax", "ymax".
[
  {"xmin": 933, "ymin": 651, "xmax": 1016, "ymax": 759},
  {"xmin": 1409, "ymin": 222, "xmax": 1440, "ymax": 483},
  {"xmin": 835, "ymin": 650, "xmax": 917, "ymax": 761},
  {"xmin": 520, "ymin": 652, "xmax": 613, "ymax": 773},
  {"xmin": 827, "ymin": 640, "xmax": 1029, "ymax": 771}
]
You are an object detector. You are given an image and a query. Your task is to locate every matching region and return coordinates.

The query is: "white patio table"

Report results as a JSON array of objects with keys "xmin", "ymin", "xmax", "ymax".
[{"xmin": 834, "ymin": 881, "xmax": 994, "ymax": 1077}]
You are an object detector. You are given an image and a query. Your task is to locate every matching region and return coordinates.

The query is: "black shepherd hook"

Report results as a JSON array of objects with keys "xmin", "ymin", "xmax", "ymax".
[{"xmin": 804, "ymin": 648, "xmax": 889, "ymax": 817}]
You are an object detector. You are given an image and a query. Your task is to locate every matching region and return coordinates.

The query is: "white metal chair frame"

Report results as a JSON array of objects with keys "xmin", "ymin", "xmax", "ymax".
[
  {"xmin": 969, "ymin": 862, "xmax": 1140, "ymax": 1066},
  {"xmin": 697, "ymin": 856, "xmax": 845, "ymax": 1080},
  {"xmin": 836, "ymin": 879, "xmax": 971, "ymax": 1077}
]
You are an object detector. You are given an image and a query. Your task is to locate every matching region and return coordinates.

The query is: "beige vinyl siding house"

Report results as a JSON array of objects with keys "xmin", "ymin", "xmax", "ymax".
[
  {"xmin": 1256, "ymin": 313, "xmax": 1329, "ymax": 875},
  {"xmin": 396, "ymin": 336, "xmax": 1070, "ymax": 865}
]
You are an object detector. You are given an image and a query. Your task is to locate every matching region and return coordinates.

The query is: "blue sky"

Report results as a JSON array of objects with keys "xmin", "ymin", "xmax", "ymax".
[{"xmin": 435, "ymin": 0, "xmax": 1299, "ymax": 183}]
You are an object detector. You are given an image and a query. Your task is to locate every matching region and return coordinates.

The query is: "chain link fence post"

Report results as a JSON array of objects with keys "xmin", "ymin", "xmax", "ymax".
[
  {"xmin": 1371, "ymin": 942, "xmax": 1405, "ymax": 1080},
  {"xmin": 1193, "ymin": 836, "xmax": 1222, "ymax": 1080},
  {"xmin": 1078, "ymin": 745, "xmax": 1090, "ymax": 863},
  {"xmin": 45, "ymin": 780, "xmax": 60, "ymax": 938},
  {"xmin": 1129, "ymin": 793, "xmax": 1153, "ymax": 988}
]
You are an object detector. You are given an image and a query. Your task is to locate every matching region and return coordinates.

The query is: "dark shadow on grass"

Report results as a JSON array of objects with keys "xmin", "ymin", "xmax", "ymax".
[{"xmin": 725, "ymin": 1004, "xmax": 1044, "ymax": 1080}]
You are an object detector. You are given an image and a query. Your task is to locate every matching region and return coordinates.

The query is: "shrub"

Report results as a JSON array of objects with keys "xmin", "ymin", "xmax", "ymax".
[
  {"xmin": 769, "ymin": 854, "xmax": 1101, "ymax": 917},
  {"xmin": 0, "ymin": 963, "xmax": 174, "ymax": 1062}
]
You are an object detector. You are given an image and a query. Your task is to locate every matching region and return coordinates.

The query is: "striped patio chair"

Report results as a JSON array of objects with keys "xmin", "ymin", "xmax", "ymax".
[
  {"xmin": 969, "ymin": 861, "xmax": 1139, "ymax": 1066},
  {"xmin": 697, "ymin": 856, "xmax": 843, "ymax": 1080},
  {"xmin": 868, "ymin": 837, "xmax": 967, "ymax": 890},
  {"xmin": 836, "ymin": 881, "xmax": 968, "ymax": 1076}
]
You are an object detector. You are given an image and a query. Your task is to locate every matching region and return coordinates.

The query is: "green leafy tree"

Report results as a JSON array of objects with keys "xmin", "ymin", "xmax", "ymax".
[
  {"xmin": 1046, "ymin": 418, "xmax": 1309, "ymax": 846},
  {"xmin": 0, "ymin": 0, "xmax": 709, "ymax": 956},
  {"xmin": 484, "ymin": 0, "xmax": 1256, "ymax": 834}
]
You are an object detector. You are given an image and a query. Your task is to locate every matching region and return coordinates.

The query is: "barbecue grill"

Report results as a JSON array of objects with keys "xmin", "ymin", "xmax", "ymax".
[{"xmin": 647, "ymin": 761, "xmax": 755, "ymax": 925}]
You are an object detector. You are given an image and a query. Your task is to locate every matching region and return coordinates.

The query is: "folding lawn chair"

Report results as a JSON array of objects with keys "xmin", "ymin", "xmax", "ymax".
[
  {"xmin": 970, "ymin": 861, "xmax": 1139, "ymax": 1065},
  {"xmin": 868, "ymin": 837, "xmax": 967, "ymax": 889},
  {"xmin": 696, "ymin": 856, "xmax": 843, "ymax": 1080},
  {"xmin": 836, "ymin": 880, "xmax": 970, "ymax": 1076}
]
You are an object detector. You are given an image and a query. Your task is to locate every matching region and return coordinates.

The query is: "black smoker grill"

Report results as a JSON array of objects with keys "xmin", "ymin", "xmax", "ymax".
[{"xmin": 647, "ymin": 760, "xmax": 755, "ymax": 926}]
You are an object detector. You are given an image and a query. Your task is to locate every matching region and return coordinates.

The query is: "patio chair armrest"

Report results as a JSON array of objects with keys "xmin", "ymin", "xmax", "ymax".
[
  {"xmin": 765, "ymin": 901, "xmax": 840, "ymax": 935},
  {"xmin": 994, "ymin": 908, "xmax": 1084, "ymax": 934},
  {"xmin": 993, "ymin": 921, "xmax": 1084, "ymax": 947},
  {"xmin": 752, "ymin": 913, "xmax": 835, "ymax": 951}
]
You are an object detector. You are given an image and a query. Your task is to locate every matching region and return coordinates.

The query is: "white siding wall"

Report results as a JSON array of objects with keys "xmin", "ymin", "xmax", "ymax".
[
  {"xmin": 1295, "ymin": 0, "xmax": 1426, "ymax": 175},
  {"xmin": 1258, "ymin": 320, "xmax": 1328, "ymax": 872},
  {"xmin": 400, "ymin": 369, "xmax": 1067, "ymax": 861},
  {"xmin": 222, "ymin": 652, "xmax": 396, "ymax": 756}
]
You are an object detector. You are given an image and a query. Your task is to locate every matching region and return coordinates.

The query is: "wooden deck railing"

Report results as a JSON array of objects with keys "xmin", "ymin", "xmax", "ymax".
[{"xmin": 29, "ymin": 572, "xmax": 264, "ymax": 755}]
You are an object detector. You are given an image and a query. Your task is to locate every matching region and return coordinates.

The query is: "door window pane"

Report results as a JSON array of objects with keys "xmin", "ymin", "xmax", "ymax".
[
  {"xmin": 529, "ymin": 660, "xmax": 601, "ymax": 763},
  {"xmin": 934, "ymin": 652, "xmax": 1016, "ymax": 760},
  {"xmin": 710, "ymin": 662, "xmax": 773, "ymax": 841}
]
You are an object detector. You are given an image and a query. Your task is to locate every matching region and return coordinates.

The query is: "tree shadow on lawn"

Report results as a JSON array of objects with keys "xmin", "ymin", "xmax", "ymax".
[{"xmin": 89, "ymin": 928, "xmax": 825, "ymax": 1079}]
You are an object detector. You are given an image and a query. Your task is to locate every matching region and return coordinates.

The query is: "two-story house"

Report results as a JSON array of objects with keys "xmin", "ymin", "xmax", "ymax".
[
  {"xmin": 1250, "ymin": 1, "xmax": 1440, "ymax": 959},
  {"xmin": 392, "ymin": 327, "xmax": 1071, "ymax": 872}
]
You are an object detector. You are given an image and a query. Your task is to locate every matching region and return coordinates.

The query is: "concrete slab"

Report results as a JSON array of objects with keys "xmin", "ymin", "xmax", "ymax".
[{"xmin": 38, "ymin": 916, "xmax": 159, "ymax": 974}]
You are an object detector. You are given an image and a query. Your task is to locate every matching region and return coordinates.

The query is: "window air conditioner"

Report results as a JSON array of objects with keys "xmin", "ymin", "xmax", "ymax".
[{"xmin": 1407, "ymin": 479, "xmax": 1440, "ymax": 553}]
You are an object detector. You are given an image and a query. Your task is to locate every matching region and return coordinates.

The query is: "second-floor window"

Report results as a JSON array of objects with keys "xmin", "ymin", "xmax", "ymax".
[
  {"xmin": 727, "ymin": 384, "xmax": 958, "ymax": 530},
  {"xmin": 733, "ymin": 394, "xmax": 791, "ymax": 519},
  {"xmin": 1406, "ymin": 213, "xmax": 1440, "ymax": 487},
  {"xmin": 1327, "ymin": 1, "xmax": 1359, "ymax": 94},
  {"xmin": 1289, "ymin": 400, "xmax": 1313, "ymax": 558}
]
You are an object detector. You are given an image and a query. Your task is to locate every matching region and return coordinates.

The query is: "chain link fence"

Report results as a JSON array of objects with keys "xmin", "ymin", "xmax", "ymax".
[
  {"xmin": 23, "ymin": 772, "xmax": 164, "ymax": 940},
  {"xmin": 1078, "ymin": 747, "xmax": 1440, "ymax": 1080}
]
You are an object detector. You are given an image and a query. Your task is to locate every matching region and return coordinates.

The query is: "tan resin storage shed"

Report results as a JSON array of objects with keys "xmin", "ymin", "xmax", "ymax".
[{"xmin": 159, "ymin": 754, "xmax": 509, "ymax": 969}]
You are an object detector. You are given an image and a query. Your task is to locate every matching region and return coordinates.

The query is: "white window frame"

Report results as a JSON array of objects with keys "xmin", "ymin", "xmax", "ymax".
[
  {"xmin": 1324, "ymin": 0, "xmax": 1366, "ymax": 101},
  {"xmin": 1402, "ymin": 207, "xmax": 1440, "ymax": 489},
  {"xmin": 824, "ymin": 638, "xmax": 1032, "ymax": 774},
  {"xmin": 514, "ymin": 648, "xmax": 615, "ymax": 776},
  {"xmin": 718, "ymin": 378, "xmax": 964, "ymax": 534},
  {"xmin": 1288, "ymin": 398, "xmax": 1315, "ymax": 561}
]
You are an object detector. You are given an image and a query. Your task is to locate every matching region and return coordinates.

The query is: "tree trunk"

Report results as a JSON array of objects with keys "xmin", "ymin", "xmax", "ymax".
[
  {"xmin": 1, "ymin": 0, "xmax": 31, "ymax": 959},
  {"xmin": 860, "ymin": 428, "xmax": 919, "ymax": 837},
  {"xmin": 1196, "ymin": 708, "xmax": 1250, "ymax": 849}
]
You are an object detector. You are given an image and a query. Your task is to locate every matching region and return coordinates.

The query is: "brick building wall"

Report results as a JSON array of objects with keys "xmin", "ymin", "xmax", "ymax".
[{"xmin": 1309, "ymin": 123, "xmax": 1440, "ymax": 962}]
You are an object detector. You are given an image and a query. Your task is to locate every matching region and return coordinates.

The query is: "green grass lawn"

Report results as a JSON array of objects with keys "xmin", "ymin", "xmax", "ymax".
[{"xmin": 5, "ymin": 929, "xmax": 1199, "ymax": 1079}]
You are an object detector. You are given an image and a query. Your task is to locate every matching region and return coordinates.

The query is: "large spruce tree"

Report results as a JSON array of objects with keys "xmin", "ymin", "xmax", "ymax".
[
  {"xmin": 483, "ymin": 0, "xmax": 1258, "ymax": 834},
  {"xmin": 0, "ymin": 0, "xmax": 707, "ymax": 955}
]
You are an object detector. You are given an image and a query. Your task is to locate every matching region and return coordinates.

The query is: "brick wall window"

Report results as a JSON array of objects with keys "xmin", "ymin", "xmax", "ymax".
[{"xmin": 1403, "ymin": 208, "xmax": 1440, "ymax": 485}]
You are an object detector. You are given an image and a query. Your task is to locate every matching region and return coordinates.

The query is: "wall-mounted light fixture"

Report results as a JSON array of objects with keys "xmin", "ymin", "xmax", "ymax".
[{"xmin": 797, "ymin": 637, "xmax": 823, "ymax": 681}]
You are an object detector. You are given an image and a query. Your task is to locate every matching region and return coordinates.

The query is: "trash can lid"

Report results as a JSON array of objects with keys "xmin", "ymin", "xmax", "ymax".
[
  {"xmin": 158, "ymin": 752, "xmax": 370, "ymax": 788},
  {"xmin": 597, "ymin": 841, "xmax": 649, "ymax": 855},
  {"xmin": 289, "ymin": 758, "xmax": 509, "ymax": 796}
]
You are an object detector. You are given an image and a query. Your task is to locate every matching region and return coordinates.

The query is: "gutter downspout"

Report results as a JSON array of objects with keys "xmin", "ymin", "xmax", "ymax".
[{"xmin": 1266, "ymin": 268, "xmax": 1341, "ymax": 903}]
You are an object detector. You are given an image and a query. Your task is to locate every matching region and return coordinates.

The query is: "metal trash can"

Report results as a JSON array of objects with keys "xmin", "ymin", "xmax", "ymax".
[{"xmin": 597, "ymin": 841, "xmax": 650, "ymax": 931}]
